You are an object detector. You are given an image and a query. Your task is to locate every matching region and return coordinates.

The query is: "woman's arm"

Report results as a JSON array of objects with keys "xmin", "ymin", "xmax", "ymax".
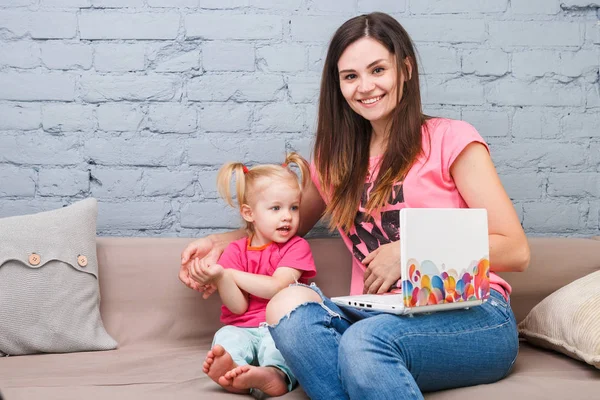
[
  {"xmin": 451, "ymin": 142, "xmax": 530, "ymax": 272},
  {"xmin": 230, "ymin": 267, "xmax": 304, "ymax": 299}
]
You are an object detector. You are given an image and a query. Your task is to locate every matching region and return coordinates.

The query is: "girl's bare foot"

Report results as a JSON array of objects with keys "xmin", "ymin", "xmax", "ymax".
[
  {"xmin": 221, "ymin": 365, "xmax": 289, "ymax": 397},
  {"xmin": 202, "ymin": 345, "xmax": 248, "ymax": 394}
]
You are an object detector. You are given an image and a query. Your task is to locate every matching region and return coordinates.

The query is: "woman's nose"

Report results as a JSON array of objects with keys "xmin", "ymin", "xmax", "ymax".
[{"xmin": 358, "ymin": 77, "xmax": 375, "ymax": 93}]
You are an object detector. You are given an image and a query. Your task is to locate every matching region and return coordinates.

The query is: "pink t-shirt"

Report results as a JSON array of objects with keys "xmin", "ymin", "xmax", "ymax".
[
  {"xmin": 217, "ymin": 235, "xmax": 317, "ymax": 327},
  {"xmin": 311, "ymin": 118, "xmax": 511, "ymax": 299}
]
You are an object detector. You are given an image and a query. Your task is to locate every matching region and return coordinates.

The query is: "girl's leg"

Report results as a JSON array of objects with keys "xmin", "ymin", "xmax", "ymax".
[
  {"xmin": 256, "ymin": 327, "xmax": 297, "ymax": 391},
  {"xmin": 211, "ymin": 325, "xmax": 257, "ymax": 366},
  {"xmin": 338, "ymin": 291, "xmax": 519, "ymax": 400},
  {"xmin": 266, "ymin": 284, "xmax": 374, "ymax": 400}
]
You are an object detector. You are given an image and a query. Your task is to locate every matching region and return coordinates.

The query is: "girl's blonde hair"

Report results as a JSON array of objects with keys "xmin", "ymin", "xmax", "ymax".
[{"xmin": 216, "ymin": 152, "xmax": 311, "ymax": 233}]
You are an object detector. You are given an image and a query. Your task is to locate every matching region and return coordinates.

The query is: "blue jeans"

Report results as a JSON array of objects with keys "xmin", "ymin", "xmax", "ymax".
[{"xmin": 268, "ymin": 284, "xmax": 518, "ymax": 400}]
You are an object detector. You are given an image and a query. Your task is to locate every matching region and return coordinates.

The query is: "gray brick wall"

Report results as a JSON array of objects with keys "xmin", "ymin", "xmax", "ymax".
[{"xmin": 0, "ymin": 0, "xmax": 599, "ymax": 238}]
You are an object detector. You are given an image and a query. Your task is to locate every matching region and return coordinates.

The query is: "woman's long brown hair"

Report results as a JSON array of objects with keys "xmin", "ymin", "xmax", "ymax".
[{"xmin": 314, "ymin": 12, "xmax": 428, "ymax": 233}]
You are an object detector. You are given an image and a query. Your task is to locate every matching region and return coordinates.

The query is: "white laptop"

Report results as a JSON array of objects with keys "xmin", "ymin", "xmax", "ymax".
[{"xmin": 331, "ymin": 208, "xmax": 491, "ymax": 315}]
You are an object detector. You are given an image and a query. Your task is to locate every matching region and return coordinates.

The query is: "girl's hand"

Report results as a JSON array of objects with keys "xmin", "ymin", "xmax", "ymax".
[
  {"xmin": 180, "ymin": 237, "xmax": 221, "ymax": 296},
  {"xmin": 362, "ymin": 241, "xmax": 401, "ymax": 294}
]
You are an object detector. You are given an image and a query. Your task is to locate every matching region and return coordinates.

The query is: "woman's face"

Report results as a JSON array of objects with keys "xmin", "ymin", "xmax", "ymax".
[{"xmin": 337, "ymin": 37, "xmax": 407, "ymax": 128}]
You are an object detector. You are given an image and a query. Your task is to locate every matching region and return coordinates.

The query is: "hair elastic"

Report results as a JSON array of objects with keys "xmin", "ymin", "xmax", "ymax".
[{"xmin": 242, "ymin": 165, "xmax": 249, "ymax": 174}]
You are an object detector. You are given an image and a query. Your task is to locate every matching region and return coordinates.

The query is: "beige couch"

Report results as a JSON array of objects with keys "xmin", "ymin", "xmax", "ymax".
[{"xmin": 1, "ymin": 237, "xmax": 599, "ymax": 399}]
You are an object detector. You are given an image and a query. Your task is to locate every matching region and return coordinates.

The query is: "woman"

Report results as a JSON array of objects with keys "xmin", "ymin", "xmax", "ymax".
[{"xmin": 181, "ymin": 12, "xmax": 530, "ymax": 400}]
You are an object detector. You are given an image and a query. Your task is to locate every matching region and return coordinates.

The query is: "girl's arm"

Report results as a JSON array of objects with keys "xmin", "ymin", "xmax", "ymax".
[
  {"xmin": 451, "ymin": 142, "xmax": 530, "ymax": 272},
  {"xmin": 215, "ymin": 269, "xmax": 249, "ymax": 315},
  {"xmin": 230, "ymin": 267, "xmax": 304, "ymax": 299}
]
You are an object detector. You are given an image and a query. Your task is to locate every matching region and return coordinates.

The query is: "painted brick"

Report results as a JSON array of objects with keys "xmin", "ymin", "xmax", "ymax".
[
  {"xmin": 249, "ymin": 0, "xmax": 303, "ymax": 10},
  {"xmin": 0, "ymin": 0, "xmax": 37, "ymax": 5},
  {"xmin": 91, "ymin": 0, "xmax": 144, "ymax": 6},
  {"xmin": 309, "ymin": 0, "xmax": 357, "ymax": 13},
  {"xmin": 0, "ymin": 11, "xmax": 77, "ymax": 39},
  {"xmin": 358, "ymin": 0, "xmax": 406, "ymax": 13},
  {"xmin": 38, "ymin": 169, "xmax": 89, "ymax": 196},
  {"xmin": 499, "ymin": 173, "xmax": 544, "ymax": 200},
  {"xmin": 41, "ymin": 42, "xmax": 92, "ymax": 70},
  {"xmin": 462, "ymin": 49, "xmax": 509, "ymax": 76},
  {"xmin": 523, "ymin": 202, "xmax": 585, "ymax": 231},
  {"xmin": 147, "ymin": 103, "xmax": 198, "ymax": 134},
  {"xmin": 512, "ymin": 50, "xmax": 598, "ymax": 78},
  {"xmin": 0, "ymin": 200, "xmax": 66, "ymax": 219},
  {"xmin": 96, "ymin": 103, "xmax": 144, "ymax": 132},
  {"xmin": 0, "ymin": 104, "xmax": 41, "ymax": 130},
  {"xmin": 0, "ymin": 42, "xmax": 40, "ymax": 68},
  {"xmin": 0, "ymin": 72, "xmax": 76, "ymax": 101},
  {"xmin": 42, "ymin": 104, "xmax": 96, "ymax": 132},
  {"xmin": 94, "ymin": 43, "xmax": 146, "ymax": 72},
  {"xmin": 254, "ymin": 103, "xmax": 304, "ymax": 132},
  {"xmin": 410, "ymin": 0, "xmax": 507, "ymax": 14},
  {"xmin": 488, "ymin": 21, "xmax": 582, "ymax": 47},
  {"xmin": 40, "ymin": 0, "xmax": 90, "ymax": 6},
  {"xmin": 0, "ymin": 166, "xmax": 36, "ymax": 197},
  {"xmin": 399, "ymin": 18, "xmax": 486, "ymax": 43},
  {"xmin": 97, "ymin": 201, "xmax": 171, "ymax": 230},
  {"xmin": 462, "ymin": 110, "xmax": 510, "ymax": 138},
  {"xmin": 203, "ymin": 42, "xmax": 255, "ymax": 72},
  {"xmin": 199, "ymin": 0, "xmax": 249, "ymax": 8},
  {"xmin": 257, "ymin": 44, "xmax": 305, "ymax": 72},
  {"xmin": 418, "ymin": 45, "xmax": 461, "ymax": 75},
  {"xmin": 561, "ymin": 0, "xmax": 600, "ymax": 7},
  {"xmin": 153, "ymin": 49, "xmax": 200, "ymax": 72},
  {"xmin": 148, "ymin": 0, "xmax": 197, "ymax": 7},
  {"xmin": 287, "ymin": 75, "xmax": 320, "ymax": 103},
  {"xmin": 0, "ymin": 133, "xmax": 82, "ymax": 165},
  {"xmin": 511, "ymin": 0, "xmax": 560, "ymax": 14},
  {"xmin": 84, "ymin": 138, "xmax": 184, "ymax": 166},
  {"xmin": 491, "ymin": 143, "xmax": 587, "ymax": 172},
  {"xmin": 308, "ymin": 45, "xmax": 326, "ymax": 72},
  {"xmin": 80, "ymin": 11, "xmax": 180, "ymax": 40},
  {"xmin": 188, "ymin": 74, "xmax": 285, "ymax": 102},
  {"xmin": 180, "ymin": 201, "xmax": 241, "ymax": 228},
  {"xmin": 185, "ymin": 14, "xmax": 282, "ymax": 40},
  {"xmin": 421, "ymin": 77, "xmax": 485, "ymax": 105},
  {"xmin": 81, "ymin": 74, "xmax": 181, "ymax": 102},
  {"xmin": 199, "ymin": 103, "xmax": 253, "ymax": 132},
  {"xmin": 422, "ymin": 106, "xmax": 462, "ymax": 120},
  {"xmin": 90, "ymin": 168, "xmax": 143, "ymax": 198},
  {"xmin": 562, "ymin": 112, "xmax": 600, "ymax": 138},
  {"xmin": 547, "ymin": 173, "xmax": 600, "ymax": 198},
  {"xmin": 197, "ymin": 169, "xmax": 219, "ymax": 199},
  {"xmin": 486, "ymin": 79, "xmax": 583, "ymax": 107},
  {"xmin": 586, "ymin": 85, "xmax": 600, "ymax": 108},
  {"xmin": 290, "ymin": 16, "xmax": 349, "ymax": 42},
  {"xmin": 187, "ymin": 137, "xmax": 286, "ymax": 165},
  {"xmin": 287, "ymin": 138, "xmax": 313, "ymax": 161},
  {"xmin": 143, "ymin": 170, "xmax": 195, "ymax": 196},
  {"xmin": 512, "ymin": 109, "xmax": 561, "ymax": 139}
]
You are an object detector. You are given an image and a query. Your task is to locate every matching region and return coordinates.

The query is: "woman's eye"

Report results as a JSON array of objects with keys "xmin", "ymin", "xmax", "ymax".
[
  {"xmin": 344, "ymin": 74, "xmax": 356, "ymax": 80},
  {"xmin": 373, "ymin": 67, "xmax": 384, "ymax": 74}
]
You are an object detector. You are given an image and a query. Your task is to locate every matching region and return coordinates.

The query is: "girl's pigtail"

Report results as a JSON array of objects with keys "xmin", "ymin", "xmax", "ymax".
[
  {"xmin": 284, "ymin": 152, "xmax": 311, "ymax": 191},
  {"xmin": 216, "ymin": 162, "xmax": 247, "ymax": 209}
]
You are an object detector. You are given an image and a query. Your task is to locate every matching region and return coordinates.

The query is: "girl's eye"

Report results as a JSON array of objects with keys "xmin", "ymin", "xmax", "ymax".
[
  {"xmin": 271, "ymin": 206, "xmax": 280, "ymax": 211},
  {"xmin": 291, "ymin": 206, "xmax": 299, "ymax": 211},
  {"xmin": 373, "ymin": 67, "xmax": 384, "ymax": 74}
]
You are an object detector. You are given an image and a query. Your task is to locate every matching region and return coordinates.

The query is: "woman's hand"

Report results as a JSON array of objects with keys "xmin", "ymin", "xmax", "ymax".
[
  {"xmin": 180, "ymin": 237, "xmax": 221, "ymax": 298},
  {"xmin": 362, "ymin": 241, "xmax": 401, "ymax": 294}
]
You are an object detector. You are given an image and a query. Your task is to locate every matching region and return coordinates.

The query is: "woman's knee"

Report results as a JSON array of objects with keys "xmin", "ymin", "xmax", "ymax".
[{"xmin": 266, "ymin": 285, "xmax": 322, "ymax": 325}]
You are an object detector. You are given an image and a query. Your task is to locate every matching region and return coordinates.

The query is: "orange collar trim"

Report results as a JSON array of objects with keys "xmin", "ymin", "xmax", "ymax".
[{"xmin": 247, "ymin": 236, "xmax": 273, "ymax": 251}]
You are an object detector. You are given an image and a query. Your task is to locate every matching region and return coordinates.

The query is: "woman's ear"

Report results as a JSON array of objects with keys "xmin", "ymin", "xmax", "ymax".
[
  {"xmin": 241, "ymin": 204, "xmax": 254, "ymax": 223},
  {"xmin": 404, "ymin": 57, "xmax": 413, "ymax": 80}
]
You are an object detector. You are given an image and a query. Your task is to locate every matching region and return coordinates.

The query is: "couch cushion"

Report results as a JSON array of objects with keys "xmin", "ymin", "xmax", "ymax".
[
  {"xmin": 1, "ymin": 342, "xmax": 598, "ymax": 399},
  {"xmin": 518, "ymin": 269, "xmax": 600, "ymax": 369},
  {"xmin": 0, "ymin": 198, "xmax": 117, "ymax": 356}
]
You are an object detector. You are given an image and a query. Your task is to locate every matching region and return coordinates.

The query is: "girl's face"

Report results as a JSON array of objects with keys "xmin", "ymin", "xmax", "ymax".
[
  {"xmin": 242, "ymin": 177, "xmax": 301, "ymax": 247},
  {"xmin": 337, "ymin": 37, "xmax": 408, "ymax": 129}
]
